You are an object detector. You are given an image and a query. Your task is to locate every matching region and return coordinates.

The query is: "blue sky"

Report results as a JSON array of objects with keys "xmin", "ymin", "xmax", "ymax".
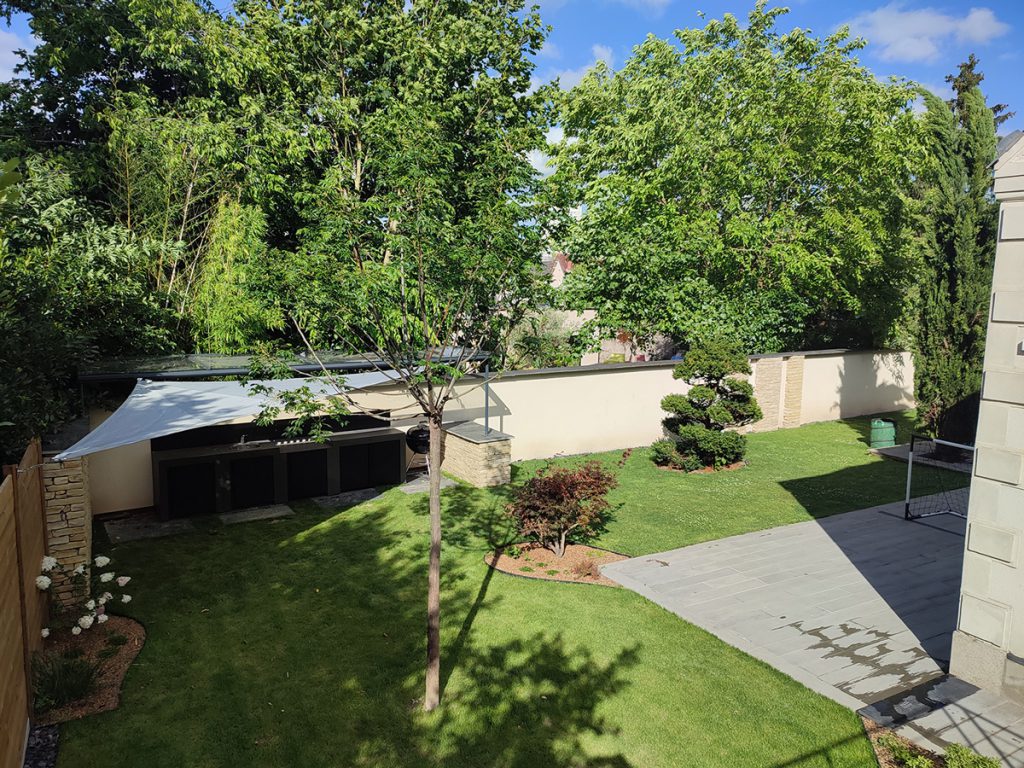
[{"xmin": 1, "ymin": 1, "xmax": 1021, "ymax": 134}]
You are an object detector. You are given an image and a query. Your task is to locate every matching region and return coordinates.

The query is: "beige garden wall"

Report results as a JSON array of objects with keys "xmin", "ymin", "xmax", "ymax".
[
  {"xmin": 444, "ymin": 348, "xmax": 914, "ymax": 462},
  {"xmin": 86, "ymin": 348, "xmax": 915, "ymax": 513},
  {"xmin": 87, "ymin": 410, "xmax": 155, "ymax": 514}
]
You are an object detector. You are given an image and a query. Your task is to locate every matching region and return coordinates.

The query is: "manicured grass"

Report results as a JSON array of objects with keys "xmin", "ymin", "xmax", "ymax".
[
  {"xmin": 58, "ymin": 412, "xmax": 957, "ymax": 767},
  {"xmin": 542, "ymin": 410, "xmax": 963, "ymax": 556}
]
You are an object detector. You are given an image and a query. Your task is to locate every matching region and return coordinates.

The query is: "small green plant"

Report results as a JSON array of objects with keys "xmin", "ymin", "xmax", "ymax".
[
  {"xmin": 97, "ymin": 646, "xmax": 119, "ymax": 660},
  {"xmin": 106, "ymin": 633, "xmax": 128, "ymax": 647},
  {"xmin": 32, "ymin": 652, "xmax": 99, "ymax": 713},
  {"xmin": 877, "ymin": 734, "xmax": 934, "ymax": 768},
  {"xmin": 652, "ymin": 337, "xmax": 762, "ymax": 471},
  {"xmin": 62, "ymin": 647, "xmax": 84, "ymax": 660},
  {"xmin": 518, "ymin": 566, "xmax": 535, "ymax": 573},
  {"xmin": 504, "ymin": 545, "xmax": 523, "ymax": 559},
  {"xmin": 944, "ymin": 743, "xmax": 1000, "ymax": 768}
]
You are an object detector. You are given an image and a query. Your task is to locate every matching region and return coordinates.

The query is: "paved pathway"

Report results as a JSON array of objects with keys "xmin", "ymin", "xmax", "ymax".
[{"xmin": 602, "ymin": 497, "xmax": 1024, "ymax": 766}]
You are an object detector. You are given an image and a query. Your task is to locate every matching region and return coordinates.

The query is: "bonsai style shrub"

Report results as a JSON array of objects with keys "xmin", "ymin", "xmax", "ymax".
[
  {"xmin": 653, "ymin": 337, "xmax": 762, "ymax": 470},
  {"xmin": 507, "ymin": 461, "xmax": 618, "ymax": 557}
]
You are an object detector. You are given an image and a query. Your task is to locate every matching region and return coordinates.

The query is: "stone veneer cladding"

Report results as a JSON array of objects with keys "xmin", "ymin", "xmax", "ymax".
[{"xmin": 42, "ymin": 457, "xmax": 92, "ymax": 596}]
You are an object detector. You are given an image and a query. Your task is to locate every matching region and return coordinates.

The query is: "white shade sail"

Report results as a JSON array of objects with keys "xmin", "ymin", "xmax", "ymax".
[{"xmin": 53, "ymin": 371, "xmax": 399, "ymax": 461}]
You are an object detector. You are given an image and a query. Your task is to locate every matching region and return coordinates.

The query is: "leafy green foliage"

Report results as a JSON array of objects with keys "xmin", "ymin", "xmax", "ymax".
[
  {"xmin": 192, "ymin": 197, "xmax": 283, "ymax": 353},
  {"xmin": 0, "ymin": 157, "xmax": 176, "ymax": 460},
  {"xmin": 32, "ymin": 652, "xmax": 99, "ymax": 713},
  {"xmin": 653, "ymin": 338, "xmax": 761, "ymax": 470},
  {"xmin": 506, "ymin": 311, "xmax": 591, "ymax": 369},
  {"xmin": 877, "ymin": 733, "xmax": 999, "ymax": 768},
  {"xmin": 549, "ymin": 3, "xmax": 919, "ymax": 352},
  {"xmin": 911, "ymin": 61, "xmax": 999, "ymax": 444},
  {"xmin": 944, "ymin": 743, "xmax": 1000, "ymax": 768}
]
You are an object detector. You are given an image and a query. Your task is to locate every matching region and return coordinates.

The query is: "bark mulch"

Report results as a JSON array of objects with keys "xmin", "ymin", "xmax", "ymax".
[
  {"xmin": 35, "ymin": 615, "xmax": 146, "ymax": 726},
  {"xmin": 486, "ymin": 543, "xmax": 627, "ymax": 587},
  {"xmin": 863, "ymin": 716, "xmax": 945, "ymax": 767}
]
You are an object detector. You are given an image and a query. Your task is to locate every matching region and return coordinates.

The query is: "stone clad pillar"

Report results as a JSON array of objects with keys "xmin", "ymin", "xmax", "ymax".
[
  {"xmin": 41, "ymin": 456, "xmax": 93, "ymax": 598},
  {"xmin": 950, "ymin": 134, "xmax": 1024, "ymax": 702}
]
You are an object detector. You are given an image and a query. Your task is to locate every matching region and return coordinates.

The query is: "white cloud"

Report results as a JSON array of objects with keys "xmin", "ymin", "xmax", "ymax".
[
  {"xmin": 553, "ymin": 44, "xmax": 614, "ymax": 90},
  {"xmin": 0, "ymin": 28, "xmax": 31, "ymax": 81},
  {"xmin": 846, "ymin": 3, "xmax": 1010, "ymax": 63},
  {"xmin": 539, "ymin": 41, "xmax": 561, "ymax": 59},
  {"xmin": 528, "ymin": 127, "xmax": 568, "ymax": 178}
]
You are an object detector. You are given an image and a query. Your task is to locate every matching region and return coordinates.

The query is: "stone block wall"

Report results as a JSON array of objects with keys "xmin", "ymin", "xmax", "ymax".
[
  {"xmin": 950, "ymin": 135, "xmax": 1024, "ymax": 703},
  {"xmin": 42, "ymin": 457, "xmax": 92, "ymax": 597},
  {"xmin": 750, "ymin": 354, "xmax": 806, "ymax": 432},
  {"xmin": 442, "ymin": 425, "xmax": 512, "ymax": 488}
]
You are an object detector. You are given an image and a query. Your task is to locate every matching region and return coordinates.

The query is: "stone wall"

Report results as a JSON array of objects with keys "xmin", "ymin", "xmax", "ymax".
[
  {"xmin": 42, "ymin": 457, "xmax": 92, "ymax": 596},
  {"xmin": 950, "ymin": 134, "xmax": 1024, "ymax": 703},
  {"xmin": 442, "ymin": 423, "xmax": 512, "ymax": 488}
]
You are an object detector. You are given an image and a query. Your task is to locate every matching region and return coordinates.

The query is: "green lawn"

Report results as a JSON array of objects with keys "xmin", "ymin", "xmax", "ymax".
[{"xmin": 57, "ymin": 412, "xmax": 960, "ymax": 768}]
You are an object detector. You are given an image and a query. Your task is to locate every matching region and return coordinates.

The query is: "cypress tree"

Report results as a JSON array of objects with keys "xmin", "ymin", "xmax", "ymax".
[{"xmin": 912, "ymin": 59, "xmax": 999, "ymax": 443}]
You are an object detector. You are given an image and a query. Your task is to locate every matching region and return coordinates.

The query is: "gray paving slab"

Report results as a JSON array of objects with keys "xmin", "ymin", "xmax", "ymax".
[
  {"xmin": 396, "ymin": 472, "xmax": 457, "ymax": 494},
  {"xmin": 602, "ymin": 493, "xmax": 1024, "ymax": 766},
  {"xmin": 104, "ymin": 512, "xmax": 196, "ymax": 543},
  {"xmin": 314, "ymin": 488, "xmax": 382, "ymax": 509},
  {"xmin": 218, "ymin": 504, "xmax": 294, "ymax": 525}
]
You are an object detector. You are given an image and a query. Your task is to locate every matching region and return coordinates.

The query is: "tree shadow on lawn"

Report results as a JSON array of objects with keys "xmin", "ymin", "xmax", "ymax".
[{"xmin": 89, "ymin": 495, "xmax": 637, "ymax": 768}]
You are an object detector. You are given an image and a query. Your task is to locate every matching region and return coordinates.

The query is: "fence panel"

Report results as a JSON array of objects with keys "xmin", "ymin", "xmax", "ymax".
[
  {"xmin": 0, "ymin": 474, "xmax": 28, "ymax": 768},
  {"xmin": 15, "ymin": 440, "xmax": 48, "ymax": 658}
]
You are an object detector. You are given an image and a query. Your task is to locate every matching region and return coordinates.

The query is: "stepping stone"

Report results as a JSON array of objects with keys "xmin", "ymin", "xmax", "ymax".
[
  {"xmin": 105, "ymin": 514, "xmax": 196, "ymax": 543},
  {"xmin": 397, "ymin": 473, "xmax": 457, "ymax": 495},
  {"xmin": 218, "ymin": 504, "xmax": 294, "ymax": 525},
  {"xmin": 314, "ymin": 488, "xmax": 381, "ymax": 509}
]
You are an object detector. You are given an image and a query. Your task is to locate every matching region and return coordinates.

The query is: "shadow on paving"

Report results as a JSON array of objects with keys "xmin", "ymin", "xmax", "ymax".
[
  {"xmin": 76, "ymin": 492, "xmax": 636, "ymax": 768},
  {"xmin": 782, "ymin": 465, "xmax": 965, "ymax": 670}
]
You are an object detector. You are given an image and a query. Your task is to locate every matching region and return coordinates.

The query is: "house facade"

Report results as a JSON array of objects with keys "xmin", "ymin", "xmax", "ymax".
[{"xmin": 950, "ymin": 133, "xmax": 1024, "ymax": 703}]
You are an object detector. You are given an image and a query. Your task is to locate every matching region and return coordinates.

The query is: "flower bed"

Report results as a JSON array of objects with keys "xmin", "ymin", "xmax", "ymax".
[
  {"xmin": 35, "ymin": 615, "xmax": 145, "ymax": 725},
  {"xmin": 485, "ymin": 543, "xmax": 626, "ymax": 586}
]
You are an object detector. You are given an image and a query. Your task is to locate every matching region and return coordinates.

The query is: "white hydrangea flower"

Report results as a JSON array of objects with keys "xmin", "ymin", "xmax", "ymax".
[
  {"xmin": 73, "ymin": 564, "xmax": 85, "ymax": 575},
  {"xmin": 102, "ymin": 592, "xmax": 112, "ymax": 601},
  {"xmin": 40, "ymin": 556, "xmax": 58, "ymax": 572},
  {"xmin": 85, "ymin": 599, "xmax": 96, "ymax": 610},
  {"xmin": 78, "ymin": 615, "xmax": 94, "ymax": 630},
  {"xmin": 99, "ymin": 572, "xmax": 114, "ymax": 583},
  {"xmin": 71, "ymin": 626, "xmax": 81, "ymax": 636},
  {"xmin": 40, "ymin": 628, "xmax": 50, "ymax": 639},
  {"xmin": 96, "ymin": 614, "xmax": 108, "ymax": 624},
  {"xmin": 121, "ymin": 594, "xmax": 132, "ymax": 604},
  {"xmin": 35, "ymin": 575, "xmax": 52, "ymax": 590},
  {"xmin": 116, "ymin": 576, "xmax": 131, "ymax": 587},
  {"xmin": 98, "ymin": 596, "xmax": 107, "ymax": 606},
  {"xmin": 94, "ymin": 555, "xmax": 111, "ymax": 568}
]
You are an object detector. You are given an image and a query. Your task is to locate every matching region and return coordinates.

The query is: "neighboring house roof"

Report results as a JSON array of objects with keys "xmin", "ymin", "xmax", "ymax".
[{"xmin": 996, "ymin": 130, "xmax": 1024, "ymax": 162}]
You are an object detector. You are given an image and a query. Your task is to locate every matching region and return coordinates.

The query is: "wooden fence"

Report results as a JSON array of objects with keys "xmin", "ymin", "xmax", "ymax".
[{"xmin": 1, "ymin": 440, "xmax": 49, "ymax": 768}]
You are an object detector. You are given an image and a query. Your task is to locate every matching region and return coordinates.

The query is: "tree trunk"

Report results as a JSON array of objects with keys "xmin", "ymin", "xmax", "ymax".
[{"xmin": 424, "ymin": 417, "xmax": 443, "ymax": 711}]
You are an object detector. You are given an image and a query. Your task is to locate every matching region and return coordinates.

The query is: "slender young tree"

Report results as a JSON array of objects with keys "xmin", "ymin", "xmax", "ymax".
[
  {"xmin": 912, "ymin": 60, "xmax": 1000, "ymax": 443},
  {"xmin": 262, "ymin": 0, "xmax": 551, "ymax": 711}
]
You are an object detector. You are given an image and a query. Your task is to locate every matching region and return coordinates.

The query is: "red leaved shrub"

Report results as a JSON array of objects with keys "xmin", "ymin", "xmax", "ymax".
[{"xmin": 506, "ymin": 461, "xmax": 618, "ymax": 557}]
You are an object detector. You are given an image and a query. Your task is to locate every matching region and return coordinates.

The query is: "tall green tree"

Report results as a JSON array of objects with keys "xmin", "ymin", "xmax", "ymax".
[
  {"xmin": 912, "ymin": 61, "xmax": 1000, "ymax": 442},
  {"xmin": 548, "ymin": 3, "xmax": 919, "ymax": 353},
  {"xmin": 0, "ymin": 157, "xmax": 176, "ymax": 460}
]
